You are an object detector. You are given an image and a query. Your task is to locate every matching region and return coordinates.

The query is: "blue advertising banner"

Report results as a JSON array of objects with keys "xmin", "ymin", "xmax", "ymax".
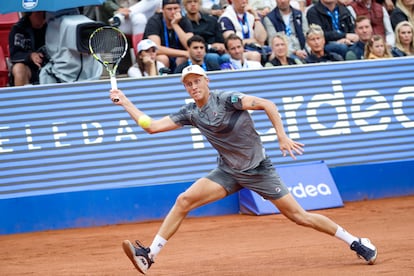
[
  {"xmin": 0, "ymin": 57, "xmax": 413, "ymax": 200},
  {"xmin": 239, "ymin": 161, "xmax": 343, "ymax": 215}
]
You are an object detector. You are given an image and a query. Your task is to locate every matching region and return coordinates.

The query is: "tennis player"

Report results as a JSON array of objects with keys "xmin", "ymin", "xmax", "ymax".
[{"xmin": 110, "ymin": 65, "xmax": 377, "ymax": 274}]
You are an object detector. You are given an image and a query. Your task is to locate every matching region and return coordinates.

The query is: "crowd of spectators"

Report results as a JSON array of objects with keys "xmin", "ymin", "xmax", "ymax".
[{"xmin": 5, "ymin": 0, "xmax": 414, "ymax": 86}]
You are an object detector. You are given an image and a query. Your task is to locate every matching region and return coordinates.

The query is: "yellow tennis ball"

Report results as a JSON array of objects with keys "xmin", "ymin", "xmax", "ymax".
[{"xmin": 138, "ymin": 115, "xmax": 151, "ymax": 128}]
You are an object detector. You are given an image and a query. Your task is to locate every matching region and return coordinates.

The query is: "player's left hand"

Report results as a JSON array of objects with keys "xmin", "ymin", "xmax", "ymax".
[
  {"xmin": 110, "ymin": 89, "xmax": 125, "ymax": 105},
  {"xmin": 279, "ymin": 137, "xmax": 304, "ymax": 160}
]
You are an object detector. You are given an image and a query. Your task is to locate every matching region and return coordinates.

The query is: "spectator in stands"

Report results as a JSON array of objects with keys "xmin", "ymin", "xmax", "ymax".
[
  {"xmin": 304, "ymin": 24, "xmax": 344, "ymax": 63},
  {"xmin": 364, "ymin": 34, "xmax": 393, "ymax": 59},
  {"xmin": 107, "ymin": 0, "xmax": 161, "ymax": 35},
  {"xmin": 9, "ymin": 11, "xmax": 47, "ymax": 86},
  {"xmin": 392, "ymin": 20, "xmax": 414, "ymax": 56},
  {"xmin": 265, "ymin": 33, "xmax": 303, "ymax": 66},
  {"xmin": 218, "ymin": 0, "xmax": 268, "ymax": 62},
  {"xmin": 390, "ymin": 0, "xmax": 414, "ymax": 30},
  {"xmin": 220, "ymin": 33, "xmax": 263, "ymax": 69},
  {"xmin": 345, "ymin": 16, "xmax": 373, "ymax": 60},
  {"xmin": 263, "ymin": 0, "xmax": 309, "ymax": 60},
  {"xmin": 200, "ymin": 0, "xmax": 229, "ymax": 17},
  {"xmin": 306, "ymin": 0, "xmax": 358, "ymax": 58},
  {"xmin": 347, "ymin": 0, "xmax": 395, "ymax": 47},
  {"xmin": 174, "ymin": 35, "xmax": 221, "ymax": 73},
  {"xmin": 184, "ymin": 0, "xmax": 230, "ymax": 64},
  {"xmin": 84, "ymin": 1, "xmax": 136, "ymax": 25},
  {"xmin": 144, "ymin": 0, "xmax": 194, "ymax": 72},
  {"xmin": 248, "ymin": 0, "xmax": 276, "ymax": 17},
  {"xmin": 376, "ymin": 0, "xmax": 396, "ymax": 14},
  {"xmin": 128, "ymin": 39, "xmax": 168, "ymax": 77}
]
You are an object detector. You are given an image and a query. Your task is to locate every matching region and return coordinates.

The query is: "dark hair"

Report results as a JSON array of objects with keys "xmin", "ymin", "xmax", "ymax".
[
  {"xmin": 187, "ymin": 35, "xmax": 206, "ymax": 47},
  {"xmin": 224, "ymin": 33, "xmax": 242, "ymax": 50}
]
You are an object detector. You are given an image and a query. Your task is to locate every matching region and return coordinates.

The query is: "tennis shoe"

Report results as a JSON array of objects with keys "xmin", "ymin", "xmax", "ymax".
[
  {"xmin": 122, "ymin": 240, "xmax": 154, "ymax": 274},
  {"xmin": 350, "ymin": 238, "xmax": 377, "ymax": 265}
]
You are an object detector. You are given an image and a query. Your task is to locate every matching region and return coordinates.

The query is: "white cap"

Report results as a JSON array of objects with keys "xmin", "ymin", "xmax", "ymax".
[
  {"xmin": 137, "ymin": 39, "xmax": 158, "ymax": 53},
  {"xmin": 181, "ymin": 64, "xmax": 207, "ymax": 82}
]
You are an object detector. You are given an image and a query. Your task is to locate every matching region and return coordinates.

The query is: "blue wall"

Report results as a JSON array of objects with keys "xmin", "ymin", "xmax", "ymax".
[{"xmin": 1, "ymin": 57, "xmax": 413, "ymax": 234}]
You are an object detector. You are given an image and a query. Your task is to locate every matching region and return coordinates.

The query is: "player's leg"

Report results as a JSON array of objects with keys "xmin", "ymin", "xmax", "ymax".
[
  {"xmin": 157, "ymin": 177, "xmax": 228, "ymax": 240},
  {"xmin": 270, "ymin": 193, "xmax": 338, "ymax": 234},
  {"xmin": 270, "ymin": 194, "xmax": 377, "ymax": 264},
  {"xmin": 123, "ymin": 177, "xmax": 228, "ymax": 274}
]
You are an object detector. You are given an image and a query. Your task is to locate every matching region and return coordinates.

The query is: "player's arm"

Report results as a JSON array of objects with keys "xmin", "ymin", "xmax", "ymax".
[
  {"xmin": 110, "ymin": 89, "xmax": 181, "ymax": 134},
  {"xmin": 241, "ymin": 95, "xmax": 304, "ymax": 159}
]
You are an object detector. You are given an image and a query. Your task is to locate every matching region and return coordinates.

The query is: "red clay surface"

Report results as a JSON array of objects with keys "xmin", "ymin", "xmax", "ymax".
[{"xmin": 1, "ymin": 195, "xmax": 413, "ymax": 275}]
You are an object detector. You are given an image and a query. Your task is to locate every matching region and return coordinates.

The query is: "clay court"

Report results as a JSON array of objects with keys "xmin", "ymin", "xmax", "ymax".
[{"xmin": 1, "ymin": 195, "xmax": 413, "ymax": 275}]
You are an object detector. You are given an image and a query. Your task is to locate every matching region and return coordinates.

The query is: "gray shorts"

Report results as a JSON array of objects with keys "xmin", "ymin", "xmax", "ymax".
[{"xmin": 205, "ymin": 157, "xmax": 289, "ymax": 200}]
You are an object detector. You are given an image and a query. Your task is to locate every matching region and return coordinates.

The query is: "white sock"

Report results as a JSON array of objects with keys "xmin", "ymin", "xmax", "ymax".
[
  {"xmin": 149, "ymin": 234, "xmax": 167, "ymax": 260},
  {"xmin": 335, "ymin": 225, "xmax": 358, "ymax": 246}
]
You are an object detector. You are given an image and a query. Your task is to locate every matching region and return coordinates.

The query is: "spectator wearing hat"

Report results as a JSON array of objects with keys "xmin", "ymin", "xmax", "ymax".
[
  {"xmin": 128, "ymin": 39, "xmax": 169, "ymax": 77},
  {"xmin": 143, "ymin": 0, "xmax": 194, "ymax": 72}
]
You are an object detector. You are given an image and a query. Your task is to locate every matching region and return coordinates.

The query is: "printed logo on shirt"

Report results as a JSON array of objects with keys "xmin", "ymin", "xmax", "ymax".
[{"xmin": 231, "ymin": 95, "xmax": 239, "ymax": 103}]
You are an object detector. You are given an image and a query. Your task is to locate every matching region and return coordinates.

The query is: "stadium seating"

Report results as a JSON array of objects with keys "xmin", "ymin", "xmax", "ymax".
[
  {"xmin": 0, "ymin": 46, "xmax": 8, "ymax": 87},
  {"xmin": 0, "ymin": 12, "xmax": 19, "ymax": 87},
  {"xmin": 0, "ymin": 12, "xmax": 19, "ymax": 57}
]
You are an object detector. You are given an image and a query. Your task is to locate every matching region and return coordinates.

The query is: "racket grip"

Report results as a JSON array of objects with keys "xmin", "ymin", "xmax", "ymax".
[{"xmin": 110, "ymin": 76, "xmax": 119, "ymax": 102}]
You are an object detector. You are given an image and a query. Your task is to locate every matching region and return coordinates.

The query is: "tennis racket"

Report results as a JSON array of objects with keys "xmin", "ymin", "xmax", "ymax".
[{"xmin": 89, "ymin": 26, "xmax": 128, "ymax": 102}]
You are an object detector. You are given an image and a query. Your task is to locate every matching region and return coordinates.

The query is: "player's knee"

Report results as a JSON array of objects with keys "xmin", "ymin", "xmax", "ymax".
[{"xmin": 175, "ymin": 192, "xmax": 194, "ymax": 213}]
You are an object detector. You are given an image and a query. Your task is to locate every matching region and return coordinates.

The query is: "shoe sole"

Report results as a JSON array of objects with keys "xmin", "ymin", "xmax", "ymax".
[{"xmin": 122, "ymin": 240, "xmax": 147, "ymax": 274}]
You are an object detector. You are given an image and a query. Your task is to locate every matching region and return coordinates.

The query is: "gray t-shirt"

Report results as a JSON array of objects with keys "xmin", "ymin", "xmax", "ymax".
[{"xmin": 170, "ymin": 90, "xmax": 266, "ymax": 171}]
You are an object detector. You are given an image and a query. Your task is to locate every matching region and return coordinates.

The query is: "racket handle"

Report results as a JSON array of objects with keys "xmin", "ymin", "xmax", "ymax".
[{"xmin": 110, "ymin": 76, "xmax": 119, "ymax": 102}]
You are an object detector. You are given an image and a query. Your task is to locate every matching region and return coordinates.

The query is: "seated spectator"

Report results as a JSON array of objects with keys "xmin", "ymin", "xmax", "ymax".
[
  {"xmin": 248, "ymin": 0, "xmax": 276, "ymax": 17},
  {"xmin": 265, "ymin": 33, "xmax": 303, "ymax": 66},
  {"xmin": 82, "ymin": 0, "xmax": 128, "ymax": 23},
  {"xmin": 364, "ymin": 34, "xmax": 393, "ymax": 59},
  {"xmin": 128, "ymin": 39, "xmax": 168, "ymax": 77},
  {"xmin": 306, "ymin": 0, "xmax": 358, "ymax": 58},
  {"xmin": 200, "ymin": 0, "xmax": 229, "ymax": 17},
  {"xmin": 263, "ymin": 0, "xmax": 309, "ymax": 60},
  {"xmin": 304, "ymin": 24, "xmax": 344, "ymax": 63},
  {"xmin": 220, "ymin": 33, "xmax": 263, "ymax": 69},
  {"xmin": 392, "ymin": 20, "xmax": 414, "ymax": 56},
  {"xmin": 174, "ymin": 35, "xmax": 221, "ymax": 73},
  {"xmin": 218, "ymin": 0, "xmax": 268, "ymax": 62},
  {"xmin": 345, "ymin": 16, "xmax": 373, "ymax": 60},
  {"xmin": 108, "ymin": 0, "xmax": 161, "ymax": 35},
  {"xmin": 390, "ymin": 0, "xmax": 414, "ymax": 30},
  {"xmin": 144, "ymin": 0, "xmax": 194, "ymax": 72},
  {"xmin": 376, "ymin": 0, "xmax": 396, "ymax": 14},
  {"xmin": 8, "ymin": 11, "xmax": 47, "ymax": 86},
  {"xmin": 347, "ymin": 0, "xmax": 395, "ymax": 47},
  {"xmin": 184, "ymin": 0, "xmax": 230, "ymax": 64}
]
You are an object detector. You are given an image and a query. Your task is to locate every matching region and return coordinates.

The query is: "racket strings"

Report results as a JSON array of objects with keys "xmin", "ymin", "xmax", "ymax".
[{"xmin": 90, "ymin": 28, "xmax": 127, "ymax": 64}]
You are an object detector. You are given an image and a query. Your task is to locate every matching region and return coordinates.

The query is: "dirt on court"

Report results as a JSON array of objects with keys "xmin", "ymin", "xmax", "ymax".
[{"xmin": 1, "ymin": 195, "xmax": 413, "ymax": 276}]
